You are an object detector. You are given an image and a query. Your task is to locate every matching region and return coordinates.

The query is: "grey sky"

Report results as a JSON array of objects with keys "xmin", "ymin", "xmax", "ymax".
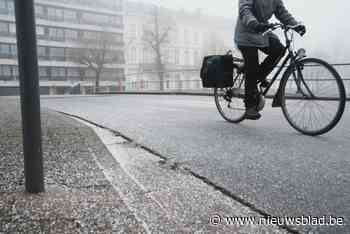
[{"xmin": 133, "ymin": 0, "xmax": 349, "ymax": 61}]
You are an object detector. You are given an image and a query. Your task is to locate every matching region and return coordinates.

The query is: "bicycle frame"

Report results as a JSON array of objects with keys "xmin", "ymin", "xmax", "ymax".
[
  {"xmin": 261, "ymin": 26, "xmax": 299, "ymax": 97},
  {"xmin": 231, "ymin": 24, "xmax": 313, "ymax": 102},
  {"xmin": 262, "ymin": 50, "xmax": 292, "ymax": 96}
]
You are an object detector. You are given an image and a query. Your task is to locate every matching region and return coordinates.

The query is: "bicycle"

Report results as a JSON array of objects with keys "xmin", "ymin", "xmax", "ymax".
[{"xmin": 214, "ymin": 23, "xmax": 346, "ymax": 136}]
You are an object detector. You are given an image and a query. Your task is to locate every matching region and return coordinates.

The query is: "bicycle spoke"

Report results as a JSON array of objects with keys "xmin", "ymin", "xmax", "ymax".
[
  {"xmin": 214, "ymin": 80, "xmax": 246, "ymax": 123},
  {"xmin": 291, "ymin": 101, "xmax": 308, "ymax": 126},
  {"xmin": 282, "ymin": 58, "xmax": 345, "ymax": 135},
  {"xmin": 310, "ymin": 104, "xmax": 322, "ymax": 130},
  {"xmin": 288, "ymin": 101, "xmax": 306, "ymax": 120},
  {"xmin": 312, "ymin": 101, "xmax": 334, "ymax": 123}
]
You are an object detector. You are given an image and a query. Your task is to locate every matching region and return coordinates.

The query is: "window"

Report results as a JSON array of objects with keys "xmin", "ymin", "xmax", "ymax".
[
  {"xmin": 49, "ymin": 47, "xmax": 65, "ymax": 61},
  {"xmin": 39, "ymin": 67, "xmax": 48, "ymax": 80},
  {"xmin": 0, "ymin": 22, "xmax": 8, "ymax": 34},
  {"xmin": 49, "ymin": 28, "xmax": 64, "ymax": 40},
  {"xmin": 7, "ymin": 0, "xmax": 13, "ymax": 14},
  {"xmin": 0, "ymin": 66, "xmax": 8, "ymax": 80},
  {"xmin": 163, "ymin": 48, "xmax": 169, "ymax": 64},
  {"xmin": 48, "ymin": 7, "xmax": 64, "ymax": 21},
  {"xmin": 83, "ymin": 31, "xmax": 97, "ymax": 40},
  {"xmin": 112, "ymin": 33, "xmax": 123, "ymax": 43},
  {"xmin": 171, "ymin": 28, "xmax": 178, "ymax": 41},
  {"xmin": 0, "ymin": 0, "xmax": 6, "ymax": 10},
  {"xmin": 36, "ymin": 26, "xmax": 45, "ymax": 37},
  {"xmin": 9, "ymin": 23, "xmax": 15, "ymax": 34},
  {"xmin": 50, "ymin": 67, "xmax": 66, "ymax": 80},
  {"xmin": 64, "ymin": 10, "xmax": 77, "ymax": 22},
  {"xmin": 2, "ymin": 65, "xmax": 11, "ymax": 76},
  {"xmin": 35, "ymin": 5, "xmax": 45, "ymax": 18},
  {"xmin": 39, "ymin": 68, "xmax": 48, "ymax": 77},
  {"xmin": 129, "ymin": 47, "xmax": 136, "ymax": 63},
  {"xmin": 0, "ymin": 43, "xmax": 10, "ymax": 56},
  {"xmin": 65, "ymin": 29, "xmax": 78, "ymax": 40},
  {"xmin": 193, "ymin": 51, "xmax": 199, "ymax": 65},
  {"xmin": 12, "ymin": 66, "xmax": 18, "ymax": 78},
  {"xmin": 81, "ymin": 12, "xmax": 109, "ymax": 25},
  {"xmin": 194, "ymin": 32, "xmax": 199, "ymax": 44},
  {"xmin": 47, "ymin": 8, "xmax": 54, "ymax": 18},
  {"xmin": 184, "ymin": 29, "xmax": 188, "ymax": 42},
  {"xmin": 101, "ymin": 70, "xmax": 116, "ymax": 81},
  {"xmin": 110, "ymin": 16, "xmax": 122, "ymax": 25},
  {"xmin": 174, "ymin": 49, "xmax": 179, "ymax": 65},
  {"xmin": 10, "ymin": 44, "xmax": 16, "ymax": 57},
  {"xmin": 184, "ymin": 50, "xmax": 189, "ymax": 65},
  {"xmin": 114, "ymin": 0, "xmax": 123, "ymax": 10},
  {"xmin": 65, "ymin": 48, "xmax": 79, "ymax": 61},
  {"xmin": 67, "ymin": 68, "xmax": 80, "ymax": 77},
  {"xmin": 37, "ymin": 46, "xmax": 47, "ymax": 59},
  {"xmin": 143, "ymin": 48, "xmax": 153, "ymax": 63},
  {"xmin": 104, "ymin": 51, "xmax": 116, "ymax": 61},
  {"xmin": 128, "ymin": 24, "xmax": 137, "ymax": 38},
  {"xmin": 115, "ymin": 51, "xmax": 124, "ymax": 63}
]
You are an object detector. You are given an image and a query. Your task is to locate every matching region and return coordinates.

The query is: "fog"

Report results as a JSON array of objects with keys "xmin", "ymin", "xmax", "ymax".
[{"xmin": 135, "ymin": 0, "xmax": 350, "ymax": 62}]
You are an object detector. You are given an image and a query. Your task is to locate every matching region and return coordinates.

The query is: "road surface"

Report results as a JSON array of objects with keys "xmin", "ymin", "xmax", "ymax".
[{"xmin": 41, "ymin": 95, "xmax": 350, "ymax": 233}]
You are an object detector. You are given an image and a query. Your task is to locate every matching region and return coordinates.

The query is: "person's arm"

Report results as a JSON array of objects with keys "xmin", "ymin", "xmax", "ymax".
[
  {"xmin": 275, "ymin": 0, "xmax": 306, "ymax": 35},
  {"xmin": 239, "ymin": 0, "xmax": 259, "ymax": 28},
  {"xmin": 274, "ymin": 0, "xmax": 298, "ymax": 26},
  {"xmin": 239, "ymin": 0, "xmax": 272, "ymax": 32}
]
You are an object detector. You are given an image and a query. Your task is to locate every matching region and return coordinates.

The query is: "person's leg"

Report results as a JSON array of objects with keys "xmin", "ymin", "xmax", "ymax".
[
  {"xmin": 259, "ymin": 37, "xmax": 285, "ymax": 83},
  {"xmin": 238, "ymin": 46, "xmax": 260, "ymax": 109}
]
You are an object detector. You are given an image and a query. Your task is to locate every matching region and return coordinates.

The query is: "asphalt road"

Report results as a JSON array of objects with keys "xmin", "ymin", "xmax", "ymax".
[{"xmin": 41, "ymin": 95, "xmax": 350, "ymax": 233}]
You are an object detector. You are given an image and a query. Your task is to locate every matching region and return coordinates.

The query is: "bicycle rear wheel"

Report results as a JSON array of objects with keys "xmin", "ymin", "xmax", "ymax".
[
  {"xmin": 280, "ymin": 58, "xmax": 346, "ymax": 136},
  {"xmin": 214, "ymin": 73, "xmax": 246, "ymax": 123}
]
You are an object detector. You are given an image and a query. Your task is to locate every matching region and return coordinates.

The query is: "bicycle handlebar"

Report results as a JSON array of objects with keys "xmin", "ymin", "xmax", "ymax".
[{"xmin": 262, "ymin": 23, "xmax": 302, "ymax": 36}]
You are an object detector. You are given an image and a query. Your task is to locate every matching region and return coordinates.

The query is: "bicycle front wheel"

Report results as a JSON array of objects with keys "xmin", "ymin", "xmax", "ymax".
[{"xmin": 280, "ymin": 58, "xmax": 346, "ymax": 136}]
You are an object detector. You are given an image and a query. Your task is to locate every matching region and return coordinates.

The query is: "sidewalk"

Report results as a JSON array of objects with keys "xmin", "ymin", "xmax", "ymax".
[
  {"xmin": 0, "ymin": 98, "xmax": 287, "ymax": 233},
  {"xmin": 0, "ymin": 99, "xmax": 146, "ymax": 233}
]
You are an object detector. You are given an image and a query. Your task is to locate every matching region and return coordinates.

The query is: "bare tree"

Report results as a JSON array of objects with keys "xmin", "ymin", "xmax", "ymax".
[
  {"xmin": 74, "ymin": 32, "xmax": 122, "ymax": 93},
  {"xmin": 142, "ymin": 6, "xmax": 173, "ymax": 90}
]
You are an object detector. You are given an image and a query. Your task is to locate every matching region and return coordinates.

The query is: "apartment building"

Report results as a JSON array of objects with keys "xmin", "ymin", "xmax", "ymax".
[
  {"xmin": 0, "ymin": 0, "xmax": 124, "ymax": 95},
  {"xmin": 124, "ymin": 1, "xmax": 235, "ymax": 91}
]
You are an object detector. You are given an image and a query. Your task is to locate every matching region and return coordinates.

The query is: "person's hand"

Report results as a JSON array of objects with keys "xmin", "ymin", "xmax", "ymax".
[
  {"xmin": 255, "ymin": 23, "xmax": 274, "ymax": 34},
  {"xmin": 293, "ymin": 24, "xmax": 306, "ymax": 36}
]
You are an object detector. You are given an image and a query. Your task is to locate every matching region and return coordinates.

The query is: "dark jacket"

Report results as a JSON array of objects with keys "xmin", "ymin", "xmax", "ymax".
[{"xmin": 234, "ymin": 0, "xmax": 298, "ymax": 47}]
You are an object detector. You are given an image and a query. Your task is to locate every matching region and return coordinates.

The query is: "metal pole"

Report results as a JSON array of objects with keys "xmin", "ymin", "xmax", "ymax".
[{"xmin": 14, "ymin": 0, "xmax": 44, "ymax": 193}]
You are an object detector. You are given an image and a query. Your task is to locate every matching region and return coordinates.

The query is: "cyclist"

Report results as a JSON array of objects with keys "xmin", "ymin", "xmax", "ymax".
[{"xmin": 235, "ymin": 0, "xmax": 306, "ymax": 119}]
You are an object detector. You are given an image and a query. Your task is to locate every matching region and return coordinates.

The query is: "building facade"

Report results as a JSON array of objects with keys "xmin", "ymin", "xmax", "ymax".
[
  {"xmin": 0, "ymin": 0, "xmax": 125, "ymax": 95},
  {"xmin": 124, "ymin": 1, "xmax": 235, "ymax": 91}
]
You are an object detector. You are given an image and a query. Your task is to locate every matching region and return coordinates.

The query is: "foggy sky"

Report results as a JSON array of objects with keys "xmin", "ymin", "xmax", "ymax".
[{"xmin": 131, "ymin": 0, "xmax": 350, "ymax": 62}]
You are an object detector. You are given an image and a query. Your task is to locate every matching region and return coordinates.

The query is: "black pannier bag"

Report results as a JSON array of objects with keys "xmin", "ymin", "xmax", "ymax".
[{"xmin": 200, "ymin": 51, "xmax": 234, "ymax": 88}]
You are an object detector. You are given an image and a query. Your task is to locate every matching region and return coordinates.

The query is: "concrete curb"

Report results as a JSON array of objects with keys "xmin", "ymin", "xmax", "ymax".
[
  {"xmin": 97, "ymin": 91, "xmax": 214, "ymax": 96},
  {"xmin": 66, "ymin": 113, "xmax": 295, "ymax": 234}
]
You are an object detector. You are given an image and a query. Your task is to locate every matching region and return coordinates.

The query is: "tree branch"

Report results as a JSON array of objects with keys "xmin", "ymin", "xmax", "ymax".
[{"xmin": 159, "ymin": 26, "xmax": 171, "ymax": 44}]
